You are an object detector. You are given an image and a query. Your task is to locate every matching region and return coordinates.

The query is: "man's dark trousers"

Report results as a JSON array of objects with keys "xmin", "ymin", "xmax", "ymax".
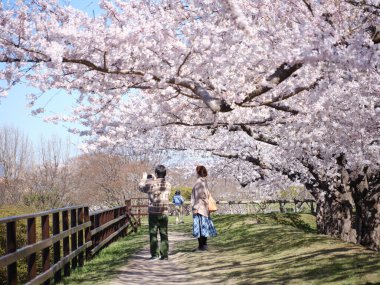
[{"xmin": 148, "ymin": 214, "xmax": 168, "ymax": 258}]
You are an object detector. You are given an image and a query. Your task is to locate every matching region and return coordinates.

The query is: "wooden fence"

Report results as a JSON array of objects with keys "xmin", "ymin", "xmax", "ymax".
[
  {"xmin": 0, "ymin": 199, "xmax": 140, "ymax": 285},
  {"xmin": 129, "ymin": 198, "xmax": 316, "ymax": 217}
]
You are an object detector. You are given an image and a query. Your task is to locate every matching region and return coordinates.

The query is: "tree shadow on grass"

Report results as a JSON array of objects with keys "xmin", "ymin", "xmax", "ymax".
[
  {"xmin": 220, "ymin": 248, "xmax": 380, "ymax": 285},
  {"xmin": 259, "ymin": 212, "xmax": 317, "ymax": 233},
  {"xmin": 184, "ymin": 238, "xmax": 380, "ymax": 285},
  {"xmin": 175, "ymin": 214, "xmax": 380, "ymax": 284}
]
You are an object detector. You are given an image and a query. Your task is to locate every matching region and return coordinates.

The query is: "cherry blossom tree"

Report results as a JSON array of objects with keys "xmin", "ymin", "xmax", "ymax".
[{"xmin": 0, "ymin": 0, "xmax": 379, "ymax": 248}]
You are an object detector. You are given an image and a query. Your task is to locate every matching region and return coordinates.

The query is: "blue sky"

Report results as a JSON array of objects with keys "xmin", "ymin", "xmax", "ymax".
[
  {"xmin": 0, "ymin": 1, "xmax": 101, "ymax": 156},
  {"xmin": 0, "ymin": 84, "xmax": 83, "ymax": 155}
]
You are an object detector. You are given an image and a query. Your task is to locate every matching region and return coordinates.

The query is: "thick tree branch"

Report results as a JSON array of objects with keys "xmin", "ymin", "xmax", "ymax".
[
  {"xmin": 260, "ymin": 78, "xmax": 322, "ymax": 106},
  {"xmin": 240, "ymin": 63, "xmax": 303, "ymax": 104},
  {"xmin": 163, "ymin": 117, "xmax": 273, "ymax": 128},
  {"xmin": 166, "ymin": 78, "xmax": 233, "ymax": 113}
]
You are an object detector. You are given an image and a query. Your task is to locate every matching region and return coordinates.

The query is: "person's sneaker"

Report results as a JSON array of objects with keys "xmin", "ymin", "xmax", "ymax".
[
  {"xmin": 149, "ymin": 256, "xmax": 160, "ymax": 261},
  {"xmin": 160, "ymin": 256, "xmax": 168, "ymax": 260}
]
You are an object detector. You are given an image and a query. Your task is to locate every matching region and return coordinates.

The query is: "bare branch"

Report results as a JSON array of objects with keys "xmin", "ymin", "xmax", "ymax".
[
  {"xmin": 302, "ymin": 0, "xmax": 314, "ymax": 17},
  {"xmin": 177, "ymin": 51, "xmax": 192, "ymax": 76},
  {"xmin": 265, "ymin": 103, "xmax": 300, "ymax": 114}
]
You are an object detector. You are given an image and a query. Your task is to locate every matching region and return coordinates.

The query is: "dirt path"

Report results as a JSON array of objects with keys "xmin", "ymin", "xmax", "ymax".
[{"xmin": 107, "ymin": 232, "xmax": 220, "ymax": 285}]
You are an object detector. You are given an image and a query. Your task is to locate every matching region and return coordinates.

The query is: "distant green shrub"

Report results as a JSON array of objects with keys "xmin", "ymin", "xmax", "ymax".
[
  {"xmin": 170, "ymin": 186, "xmax": 192, "ymax": 202},
  {"xmin": 0, "ymin": 205, "xmax": 37, "ymax": 285}
]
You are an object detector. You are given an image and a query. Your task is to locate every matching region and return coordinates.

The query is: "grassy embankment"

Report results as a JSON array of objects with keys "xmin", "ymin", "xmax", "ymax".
[{"xmin": 171, "ymin": 213, "xmax": 380, "ymax": 285}]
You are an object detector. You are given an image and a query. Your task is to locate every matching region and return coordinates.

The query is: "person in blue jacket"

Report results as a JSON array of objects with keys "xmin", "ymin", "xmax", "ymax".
[{"xmin": 172, "ymin": 190, "xmax": 185, "ymax": 224}]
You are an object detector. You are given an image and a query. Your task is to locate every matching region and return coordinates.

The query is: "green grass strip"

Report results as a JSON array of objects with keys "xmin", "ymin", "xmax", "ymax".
[
  {"xmin": 173, "ymin": 213, "xmax": 380, "ymax": 285},
  {"xmin": 61, "ymin": 227, "xmax": 147, "ymax": 285}
]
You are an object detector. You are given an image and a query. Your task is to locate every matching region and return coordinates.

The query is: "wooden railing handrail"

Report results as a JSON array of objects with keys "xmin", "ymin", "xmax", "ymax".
[
  {"xmin": 89, "ymin": 205, "xmax": 126, "ymax": 216},
  {"xmin": 0, "ymin": 205, "xmax": 88, "ymax": 224}
]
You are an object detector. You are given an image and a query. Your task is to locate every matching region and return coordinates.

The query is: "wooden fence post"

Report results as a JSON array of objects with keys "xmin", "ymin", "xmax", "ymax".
[
  {"xmin": 6, "ymin": 221, "xmax": 17, "ymax": 285},
  {"xmin": 27, "ymin": 217, "xmax": 37, "ymax": 281},
  {"xmin": 71, "ymin": 209, "xmax": 78, "ymax": 270},
  {"xmin": 53, "ymin": 212, "xmax": 61, "ymax": 283},
  {"xmin": 78, "ymin": 207, "xmax": 84, "ymax": 267},
  {"xmin": 41, "ymin": 215, "xmax": 50, "ymax": 285},
  {"xmin": 139, "ymin": 198, "xmax": 142, "ymax": 225},
  {"xmin": 125, "ymin": 199, "xmax": 131, "ymax": 235},
  {"xmin": 84, "ymin": 207, "xmax": 91, "ymax": 260},
  {"xmin": 62, "ymin": 210, "xmax": 70, "ymax": 277}
]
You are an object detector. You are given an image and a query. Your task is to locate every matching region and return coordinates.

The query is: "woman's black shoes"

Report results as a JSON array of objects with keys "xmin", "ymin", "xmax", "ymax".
[{"xmin": 192, "ymin": 246, "xmax": 208, "ymax": 252}]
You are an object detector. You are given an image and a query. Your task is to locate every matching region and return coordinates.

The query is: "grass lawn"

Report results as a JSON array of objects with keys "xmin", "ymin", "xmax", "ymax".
[
  {"xmin": 60, "ymin": 225, "xmax": 148, "ymax": 285},
  {"xmin": 171, "ymin": 213, "xmax": 380, "ymax": 285}
]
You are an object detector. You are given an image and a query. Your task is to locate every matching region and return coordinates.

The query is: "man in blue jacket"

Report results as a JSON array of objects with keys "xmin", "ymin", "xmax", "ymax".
[{"xmin": 172, "ymin": 190, "xmax": 185, "ymax": 224}]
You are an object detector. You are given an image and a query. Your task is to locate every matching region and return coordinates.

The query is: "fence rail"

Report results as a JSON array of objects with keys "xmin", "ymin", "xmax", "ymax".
[
  {"xmin": 129, "ymin": 198, "xmax": 316, "ymax": 217},
  {"xmin": 0, "ymin": 199, "xmax": 141, "ymax": 285}
]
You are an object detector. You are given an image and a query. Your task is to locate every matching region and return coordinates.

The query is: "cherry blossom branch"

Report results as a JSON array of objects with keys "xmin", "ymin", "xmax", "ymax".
[
  {"xmin": 239, "ymin": 63, "xmax": 303, "ymax": 104},
  {"xmin": 302, "ymin": 0, "xmax": 314, "ymax": 17},
  {"xmin": 162, "ymin": 118, "xmax": 273, "ymax": 128},
  {"xmin": 177, "ymin": 51, "xmax": 192, "ymax": 76}
]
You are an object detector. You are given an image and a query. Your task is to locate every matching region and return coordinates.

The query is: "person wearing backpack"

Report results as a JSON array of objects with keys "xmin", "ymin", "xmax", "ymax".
[{"xmin": 173, "ymin": 190, "xmax": 185, "ymax": 224}]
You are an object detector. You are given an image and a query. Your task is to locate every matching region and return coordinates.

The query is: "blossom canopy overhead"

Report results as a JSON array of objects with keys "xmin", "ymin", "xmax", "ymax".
[{"xmin": 0, "ymin": 0, "xmax": 379, "ymax": 178}]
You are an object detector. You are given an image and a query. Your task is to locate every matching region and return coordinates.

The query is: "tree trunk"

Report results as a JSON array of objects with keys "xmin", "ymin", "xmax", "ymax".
[
  {"xmin": 352, "ymin": 172, "xmax": 380, "ymax": 251},
  {"xmin": 309, "ymin": 201, "xmax": 315, "ymax": 214},
  {"xmin": 313, "ymin": 188, "xmax": 356, "ymax": 243}
]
